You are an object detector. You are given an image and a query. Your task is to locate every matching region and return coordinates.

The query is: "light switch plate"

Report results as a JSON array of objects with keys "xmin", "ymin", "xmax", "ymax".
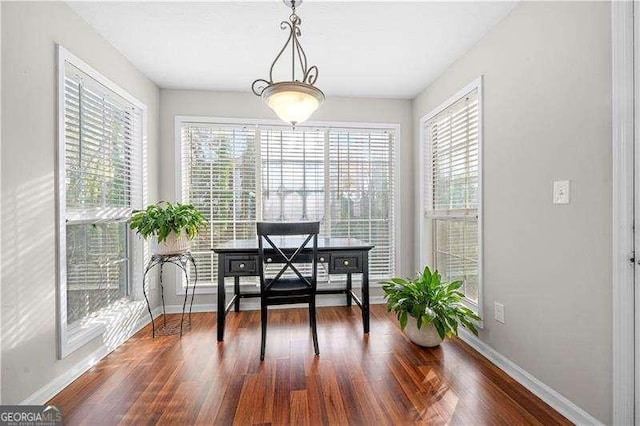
[{"xmin": 553, "ymin": 180, "xmax": 570, "ymax": 204}]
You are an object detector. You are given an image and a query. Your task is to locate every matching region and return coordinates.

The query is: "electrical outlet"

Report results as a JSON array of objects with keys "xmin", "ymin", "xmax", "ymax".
[
  {"xmin": 494, "ymin": 302, "xmax": 505, "ymax": 324},
  {"xmin": 553, "ymin": 180, "xmax": 570, "ymax": 204}
]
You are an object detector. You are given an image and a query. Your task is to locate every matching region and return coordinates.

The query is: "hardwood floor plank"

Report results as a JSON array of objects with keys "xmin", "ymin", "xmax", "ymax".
[
  {"xmin": 193, "ymin": 380, "xmax": 229, "ymax": 425},
  {"xmin": 317, "ymin": 365, "xmax": 349, "ymax": 425},
  {"xmin": 156, "ymin": 381, "xmax": 200, "ymax": 425},
  {"xmin": 350, "ymin": 375, "xmax": 388, "ymax": 425},
  {"xmin": 333, "ymin": 363, "xmax": 363, "ymax": 425},
  {"xmin": 289, "ymin": 346, "xmax": 308, "ymax": 391},
  {"xmin": 212, "ymin": 375, "xmax": 245, "ymax": 425},
  {"xmin": 48, "ymin": 306, "xmax": 571, "ymax": 425},
  {"xmin": 232, "ymin": 374, "xmax": 262, "ymax": 425},
  {"xmin": 305, "ymin": 374, "xmax": 328, "ymax": 425},
  {"xmin": 289, "ymin": 390, "xmax": 311, "ymax": 426},
  {"xmin": 272, "ymin": 357, "xmax": 291, "ymax": 425}
]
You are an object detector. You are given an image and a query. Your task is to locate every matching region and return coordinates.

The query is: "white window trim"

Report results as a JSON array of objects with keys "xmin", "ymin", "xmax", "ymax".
[
  {"xmin": 56, "ymin": 45, "xmax": 148, "ymax": 358},
  {"xmin": 418, "ymin": 76, "xmax": 483, "ymax": 324},
  {"xmin": 174, "ymin": 116, "xmax": 401, "ymax": 295}
]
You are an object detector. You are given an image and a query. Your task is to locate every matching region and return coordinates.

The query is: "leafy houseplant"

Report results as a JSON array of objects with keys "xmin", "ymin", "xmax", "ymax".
[
  {"xmin": 382, "ymin": 266, "xmax": 481, "ymax": 347},
  {"xmin": 129, "ymin": 201, "xmax": 206, "ymax": 254}
]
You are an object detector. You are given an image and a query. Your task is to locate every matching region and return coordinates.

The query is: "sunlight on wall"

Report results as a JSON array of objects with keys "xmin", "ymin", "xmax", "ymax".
[
  {"xmin": 1, "ymin": 174, "xmax": 56, "ymax": 351},
  {"xmin": 1, "ymin": 173, "xmax": 58, "ymax": 402}
]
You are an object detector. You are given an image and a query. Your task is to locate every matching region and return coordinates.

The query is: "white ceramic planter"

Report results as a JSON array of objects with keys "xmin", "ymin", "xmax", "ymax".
[
  {"xmin": 403, "ymin": 316, "xmax": 443, "ymax": 347},
  {"xmin": 154, "ymin": 231, "xmax": 192, "ymax": 255}
]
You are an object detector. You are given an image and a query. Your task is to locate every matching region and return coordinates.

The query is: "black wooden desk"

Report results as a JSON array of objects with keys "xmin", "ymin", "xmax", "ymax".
[{"xmin": 212, "ymin": 237, "xmax": 374, "ymax": 341}]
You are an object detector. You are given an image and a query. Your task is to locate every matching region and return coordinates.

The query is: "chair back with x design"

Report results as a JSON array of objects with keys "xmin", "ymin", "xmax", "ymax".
[{"xmin": 257, "ymin": 221, "xmax": 320, "ymax": 294}]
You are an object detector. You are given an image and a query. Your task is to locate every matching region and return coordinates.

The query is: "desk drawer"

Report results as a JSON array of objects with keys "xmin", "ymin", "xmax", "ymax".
[
  {"xmin": 330, "ymin": 252, "xmax": 363, "ymax": 273},
  {"xmin": 226, "ymin": 256, "xmax": 258, "ymax": 275}
]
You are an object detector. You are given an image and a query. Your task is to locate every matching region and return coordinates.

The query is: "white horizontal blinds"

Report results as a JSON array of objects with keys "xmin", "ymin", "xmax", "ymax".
[
  {"xmin": 260, "ymin": 127, "xmax": 326, "ymax": 281},
  {"xmin": 64, "ymin": 63, "xmax": 143, "ymax": 220},
  {"xmin": 426, "ymin": 90, "xmax": 479, "ymax": 214},
  {"xmin": 433, "ymin": 219, "xmax": 478, "ymax": 301},
  {"xmin": 260, "ymin": 127, "xmax": 325, "ymax": 224},
  {"xmin": 63, "ymin": 61, "xmax": 143, "ymax": 326},
  {"xmin": 329, "ymin": 128, "xmax": 396, "ymax": 280},
  {"xmin": 66, "ymin": 223, "xmax": 128, "ymax": 324},
  {"xmin": 425, "ymin": 89, "xmax": 479, "ymax": 302},
  {"xmin": 182, "ymin": 124, "xmax": 257, "ymax": 285}
]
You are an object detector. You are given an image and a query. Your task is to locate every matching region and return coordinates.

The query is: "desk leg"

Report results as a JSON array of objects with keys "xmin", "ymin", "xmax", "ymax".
[
  {"xmin": 234, "ymin": 277, "xmax": 240, "ymax": 312},
  {"xmin": 346, "ymin": 273, "xmax": 352, "ymax": 306},
  {"xmin": 362, "ymin": 253, "xmax": 370, "ymax": 334},
  {"xmin": 217, "ymin": 253, "xmax": 226, "ymax": 341}
]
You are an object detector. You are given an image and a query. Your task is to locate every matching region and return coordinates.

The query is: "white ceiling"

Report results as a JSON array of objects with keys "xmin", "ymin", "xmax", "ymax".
[{"xmin": 68, "ymin": 1, "xmax": 516, "ymax": 99}]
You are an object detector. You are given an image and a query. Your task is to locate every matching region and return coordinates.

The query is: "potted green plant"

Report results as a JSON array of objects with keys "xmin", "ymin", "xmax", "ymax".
[
  {"xmin": 129, "ymin": 201, "xmax": 206, "ymax": 255},
  {"xmin": 382, "ymin": 266, "xmax": 481, "ymax": 347}
]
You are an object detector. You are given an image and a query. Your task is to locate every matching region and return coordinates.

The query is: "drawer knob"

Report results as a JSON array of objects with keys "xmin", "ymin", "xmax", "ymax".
[
  {"xmin": 343, "ymin": 260, "xmax": 349, "ymax": 266},
  {"xmin": 239, "ymin": 263, "xmax": 245, "ymax": 269},
  {"xmin": 267, "ymin": 258, "xmax": 272, "ymax": 263},
  {"xmin": 319, "ymin": 257, "xmax": 325, "ymax": 262}
]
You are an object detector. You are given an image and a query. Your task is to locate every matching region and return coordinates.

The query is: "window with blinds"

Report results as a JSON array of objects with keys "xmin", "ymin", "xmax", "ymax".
[
  {"xmin": 329, "ymin": 129, "xmax": 395, "ymax": 281},
  {"xmin": 180, "ymin": 124, "xmax": 257, "ymax": 285},
  {"xmin": 261, "ymin": 128, "xmax": 325, "ymax": 223},
  {"xmin": 179, "ymin": 121, "xmax": 396, "ymax": 287},
  {"xmin": 424, "ymin": 87, "xmax": 480, "ymax": 303},
  {"xmin": 61, "ymin": 59, "xmax": 144, "ymax": 329}
]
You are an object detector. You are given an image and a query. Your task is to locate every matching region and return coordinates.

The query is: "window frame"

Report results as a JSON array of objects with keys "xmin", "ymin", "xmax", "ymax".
[
  {"xmin": 174, "ymin": 116, "xmax": 401, "ymax": 295},
  {"xmin": 418, "ymin": 76, "xmax": 483, "ymax": 320},
  {"xmin": 56, "ymin": 45, "xmax": 148, "ymax": 358}
]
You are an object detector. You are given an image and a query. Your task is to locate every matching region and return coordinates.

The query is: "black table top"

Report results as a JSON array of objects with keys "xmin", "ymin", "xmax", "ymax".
[{"xmin": 212, "ymin": 237, "xmax": 374, "ymax": 253}]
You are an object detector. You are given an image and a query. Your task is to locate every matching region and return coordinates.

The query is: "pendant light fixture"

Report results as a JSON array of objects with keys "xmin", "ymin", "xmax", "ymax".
[{"xmin": 252, "ymin": 0, "xmax": 324, "ymax": 127}]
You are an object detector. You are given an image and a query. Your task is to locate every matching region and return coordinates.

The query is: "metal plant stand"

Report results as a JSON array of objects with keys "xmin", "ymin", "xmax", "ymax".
[{"xmin": 142, "ymin": 252, "xmax": 197, "ymax": 338}]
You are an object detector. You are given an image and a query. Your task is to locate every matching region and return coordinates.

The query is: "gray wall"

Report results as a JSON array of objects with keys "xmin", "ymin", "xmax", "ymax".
[
  {"xmin": 0, "ymin": 2, "xmax": 160, "ymax": 404},
  {"xmin": 159, "ymin": 89, "xmax": 413, "ymax": 307},
  {"xmin": 413, "ymin": 2, "xmax": 611, "ymax": 422}
]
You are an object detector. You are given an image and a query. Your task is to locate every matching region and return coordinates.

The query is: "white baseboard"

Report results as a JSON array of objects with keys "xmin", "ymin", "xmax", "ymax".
[
  {"xmin": 21, "ymin": 306, "xmax": 162, "ymax": 405},
  {"xmin": 163, "ymin": 294, "xmax": 386, "ymax": 314},
  {"xmin": 458, "ymin": 329, "xmax": 602, "ymax": 426}
]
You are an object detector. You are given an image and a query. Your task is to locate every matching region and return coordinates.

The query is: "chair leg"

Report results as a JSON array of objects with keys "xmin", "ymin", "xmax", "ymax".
[
  {"xmin": 260, "ymin": 302, "xmax": 268, "ymax": 361},
  {"xmin": 310, "ymin": 297, "xmax": 319, "ymax": 356}
]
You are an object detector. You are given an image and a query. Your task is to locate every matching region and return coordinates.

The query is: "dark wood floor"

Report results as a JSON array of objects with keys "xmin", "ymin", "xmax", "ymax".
[{"xmin": 49, "ymin": 305, "xmax": 570, "ymax": 425}]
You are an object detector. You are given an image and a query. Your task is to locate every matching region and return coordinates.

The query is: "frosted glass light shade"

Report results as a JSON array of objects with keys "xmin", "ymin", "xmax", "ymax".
[{"xmin": 262, "ymin": 82, "xmax": 325, "ymax": 126}]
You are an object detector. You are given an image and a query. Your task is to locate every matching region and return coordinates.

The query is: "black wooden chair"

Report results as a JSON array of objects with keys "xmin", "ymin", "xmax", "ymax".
[{"xmin": 257, "ymin": 221, "xmax": 320, "ymax": 361}]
